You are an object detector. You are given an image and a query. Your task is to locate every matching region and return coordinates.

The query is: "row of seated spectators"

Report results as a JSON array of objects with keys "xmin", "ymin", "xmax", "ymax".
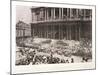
[{"xmin": 16, "ymin": 48, "xmax": 75, "ymax": 65}]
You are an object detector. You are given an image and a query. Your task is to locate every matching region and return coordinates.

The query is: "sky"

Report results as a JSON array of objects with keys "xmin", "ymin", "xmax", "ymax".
[{"xmin": 16, "ymin": 6, "xmax": 31, "ymax": 24}]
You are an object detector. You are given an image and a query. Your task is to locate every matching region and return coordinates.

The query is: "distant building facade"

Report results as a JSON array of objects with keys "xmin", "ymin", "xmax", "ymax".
[
  {"xmin": 16, "ymin": 21, "xmax": 31, "ymax": 38},
  {"xmin": 31, "ymin": 7, "xmax": 92, "ymax": 40}
]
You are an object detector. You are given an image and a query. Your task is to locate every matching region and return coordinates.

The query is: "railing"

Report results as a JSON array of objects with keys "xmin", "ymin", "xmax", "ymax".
[{"xmin": 32, "ymin": 17, "xmax": 92, "ymax": 23}]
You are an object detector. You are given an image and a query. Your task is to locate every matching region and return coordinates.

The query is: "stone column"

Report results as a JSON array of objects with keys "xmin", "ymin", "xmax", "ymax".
[
  {"xmin": 31, "ymin": 12, "xmax": 33, "ymax": 22},
  {"xmin": 59, "ymin": 8, "xmax": 62, "ymax": 19},
  {"xmin": 51, "ymin": 24, "xmax": 53, "ymax": 39},
  {"xmin": 39, "ymin": 25, "xmax": 41, "ymax": 38},
  {"xmin": 39, "ymin": 26, "xmax": 41, "ymax": 38},
  {"xmin": 70, "ymin": 8, "xmax": 72, "ymax": 18},
  {"xmin": 47, "ymin": 25, "xmax": 48, "ymax": 38},
  {"xmin": 67, "ymin": 26, "xmax": 69, "ymax": 40},
  {"xmin": 31, "ymin": 9, "xmax": 34, "ymax": 22},
  {"xmin": 59, "ymin": 24, "xmax": 61, "ymax": 39},
  {"xmin": 39, "ymin": 11, "xmax": 41, "ymax": 21},
  {"xmin": 76, "ymin": 9, "xmax": 79, "ymax": 18},
  {"xmin": 20, "ymin": 30, "xmax": 22, "ymax": 37},
  {"xmin": 75, "ymin": 25, "xmax": 77, "ymax": 40},
  {"xmin": 52, "ymin": 25, "xmax": 54, "ymax": 39},
  {"xmin": 51, "ymin": 8, "xmax": 53, "ymax": 20},
  {"xmin": 44, "ymin": 26, "xmax": 46, "ymax": 38},
  {"xmin": 66, "ymin": 26, "xmax": 68, "ymax": 40},
  {"xmin": 84, "ymin": 9, "xmax": 86, "ymax": 18},
  {"xmin": 18, "ymin": 30, "xmax": 19, "ymax": 37},
  {"xmin": 79, "ymin": 24, "xmax": 81, "ymax": 41},
  {"xmin": 69, "ymin": 26, "xmax": 72, "ymax": 40},
  {"xmin": 53, "ymin": 8, "xmax": 55, "ymax": 19},
  {"xmin": 45, "ymin": 8, "xmax": 47, "ymax": 21},
  {"xmin": 62, "ymin": 8, "xmax": 63, "ymax": 19},
  {"xmin": 47, "ymin": 9, "xmax": 49, "ymax": 20},
  {"xmin": 45, "ymin": 25, "xmax": 47, "ymax": 38}
]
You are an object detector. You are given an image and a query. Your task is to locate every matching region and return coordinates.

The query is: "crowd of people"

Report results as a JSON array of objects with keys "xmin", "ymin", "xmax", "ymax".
[
  {"xmin": 16, "ymin": 47, "xmax": 90, "ymax": 65},
  {"xmin": 16, "ymin": 38, "xmax": 92, "ymax": 65}
]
